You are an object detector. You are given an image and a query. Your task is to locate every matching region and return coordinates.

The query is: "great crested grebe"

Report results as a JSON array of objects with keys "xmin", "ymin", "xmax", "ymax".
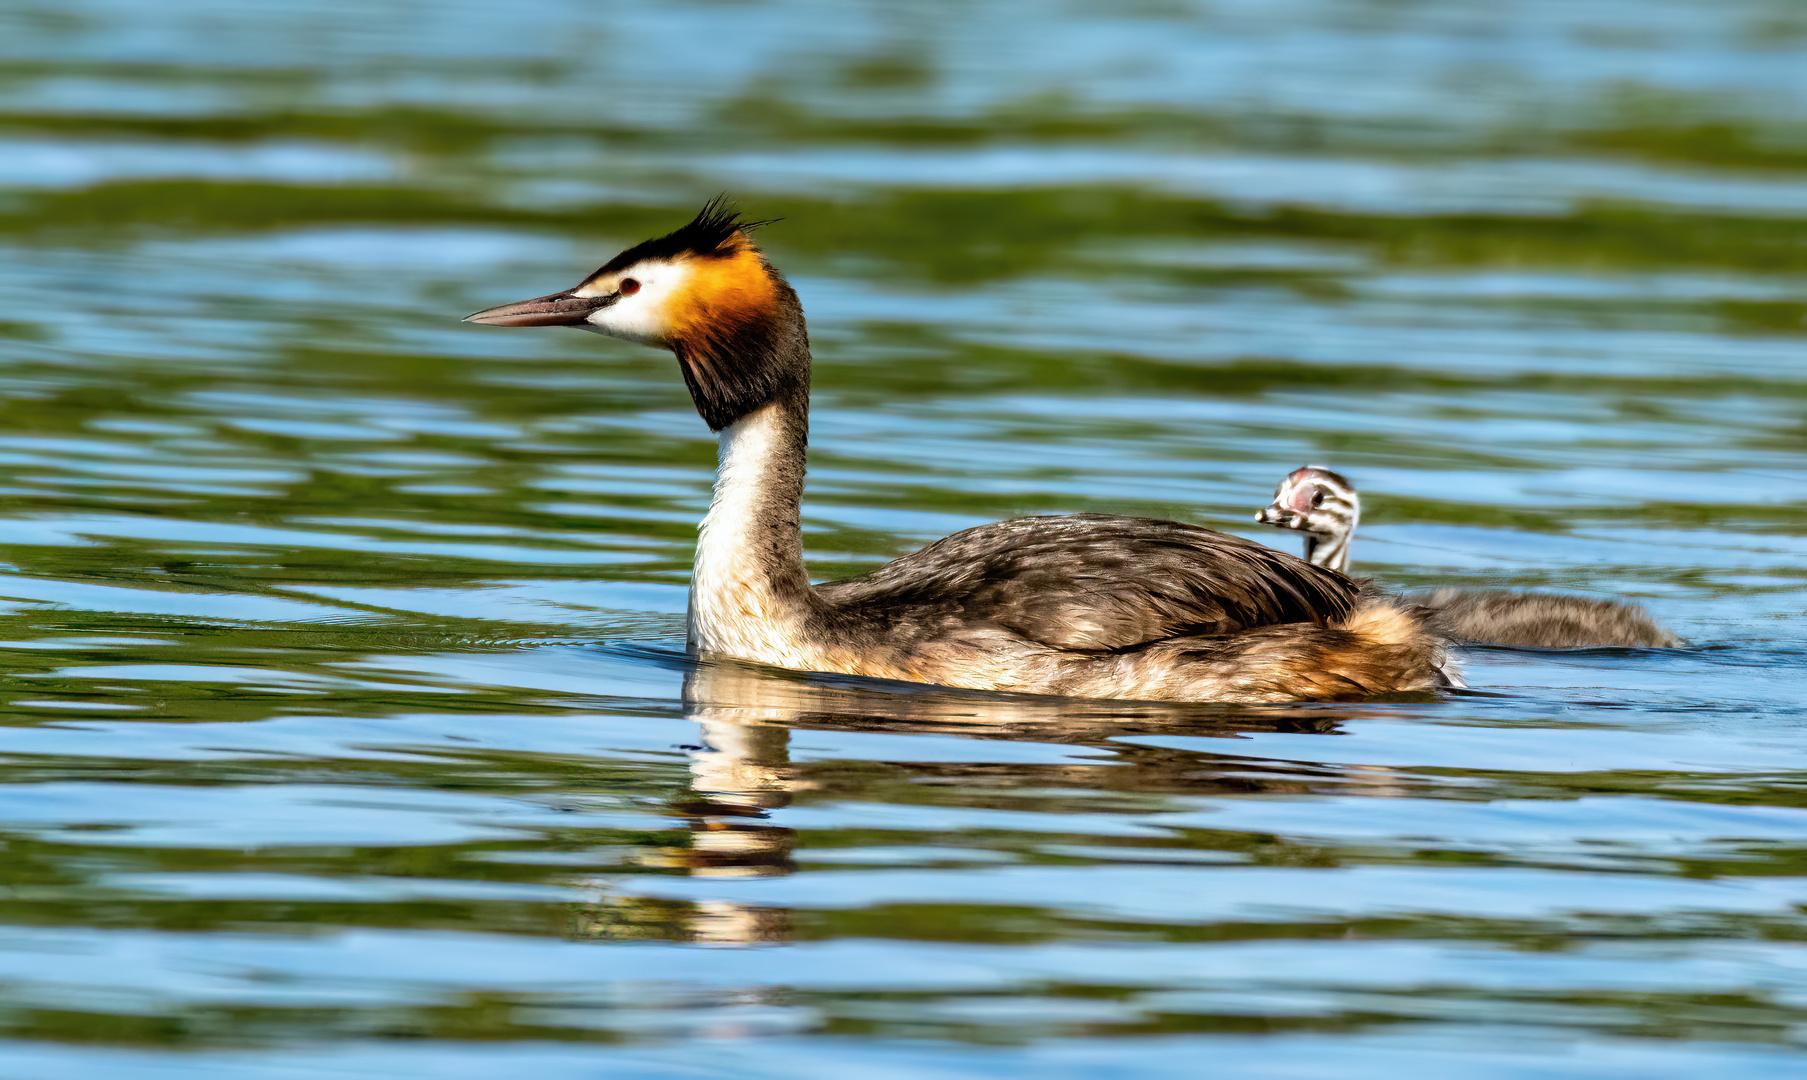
[
  {"xmin": 1258, "ymin": 466, "xmax": 1679, "ymax": 649},
  {"xmin": 464, "ymin": 201, "xmax": 1457, "ymax": 702}
]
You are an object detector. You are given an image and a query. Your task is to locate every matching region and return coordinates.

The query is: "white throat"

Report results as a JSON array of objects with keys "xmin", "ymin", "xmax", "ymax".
[{"xmin": 687, "ymin": 405, "xmax": 810, "ymax": 664}]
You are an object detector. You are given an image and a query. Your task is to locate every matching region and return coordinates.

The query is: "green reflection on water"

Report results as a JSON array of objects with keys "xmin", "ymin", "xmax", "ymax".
[{"xmin": 0, "ymin": 0, "xmax": 1804, "ymax": 1070}]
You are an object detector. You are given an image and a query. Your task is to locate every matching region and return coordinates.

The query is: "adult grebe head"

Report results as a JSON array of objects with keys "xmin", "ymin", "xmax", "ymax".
[
  {"xmin": 1256, "ymin": 465, "xmax": 1360, "ymax": 572},
  {"xmin": 464, "ymin": 197, "xmax": 806, "ymax": 432}
]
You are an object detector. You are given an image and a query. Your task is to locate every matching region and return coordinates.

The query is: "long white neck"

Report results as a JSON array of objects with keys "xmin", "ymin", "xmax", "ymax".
[{"xmin": 687, "ymin": 393, "xmax": 815, "ymax": 664}]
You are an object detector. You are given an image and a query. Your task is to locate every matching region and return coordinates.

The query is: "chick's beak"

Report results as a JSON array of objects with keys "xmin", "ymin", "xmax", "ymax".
[
  {"xmin": 463, "ymin": 289, "xmax": 615, "ymax": 328},
  {"xmin": 1255, "ymin": 505, "xmax": 1295, "ymax": 527}
]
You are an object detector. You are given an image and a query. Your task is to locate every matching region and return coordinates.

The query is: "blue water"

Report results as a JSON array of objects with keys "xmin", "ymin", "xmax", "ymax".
[{"xmin": 0, "ymin": 0, "xmax": 1804, "ymax": 1075}]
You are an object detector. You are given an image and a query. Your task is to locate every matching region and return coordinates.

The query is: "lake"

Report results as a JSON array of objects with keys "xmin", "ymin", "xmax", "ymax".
[{"xmin": 0, "ymin": 0, "xmax": 1805, "ymax": 1076}]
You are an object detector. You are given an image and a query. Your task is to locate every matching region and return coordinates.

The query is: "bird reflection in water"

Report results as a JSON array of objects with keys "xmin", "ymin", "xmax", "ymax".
[{"xmin": 574, "ymin": 653, "xmax": 1439, "ymax": 946}]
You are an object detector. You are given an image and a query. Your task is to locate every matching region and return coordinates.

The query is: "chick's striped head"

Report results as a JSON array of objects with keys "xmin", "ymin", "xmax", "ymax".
[{"xmin": 1256, "ymin": 466, "xmax": 1360, "ymax": 541}]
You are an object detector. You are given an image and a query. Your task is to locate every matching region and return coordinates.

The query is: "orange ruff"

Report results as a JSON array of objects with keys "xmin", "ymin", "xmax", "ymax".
[{"xmin": 666, "ymin": 245, "xmax": 779, "ymax": 353}]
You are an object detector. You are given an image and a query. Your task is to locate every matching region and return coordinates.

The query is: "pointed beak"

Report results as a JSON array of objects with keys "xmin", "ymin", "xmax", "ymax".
[
  {"xmin": 463, "ymin": 289, "xmax": 615, "ymax": 328},
  {"xmin": 1255, "ymin": 504, "xmax": 1296, "ymax": 528}
]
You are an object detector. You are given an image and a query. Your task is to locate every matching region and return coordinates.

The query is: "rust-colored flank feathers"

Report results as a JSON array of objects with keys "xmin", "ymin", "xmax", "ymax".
[{"xmin": 464, "ymin": 200, "xmax": 1466, "ymax": 703}]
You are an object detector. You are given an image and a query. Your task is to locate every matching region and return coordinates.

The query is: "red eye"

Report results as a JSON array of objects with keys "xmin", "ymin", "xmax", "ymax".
[{"xmin": 618, "ymin": 278, "xmax": 640, "ymax": 296}]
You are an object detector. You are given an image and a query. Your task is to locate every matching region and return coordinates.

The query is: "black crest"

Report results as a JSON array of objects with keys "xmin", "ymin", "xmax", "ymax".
[{"xmin": 593, "ymin": 196, "xmax": 779, "ymax": 277}]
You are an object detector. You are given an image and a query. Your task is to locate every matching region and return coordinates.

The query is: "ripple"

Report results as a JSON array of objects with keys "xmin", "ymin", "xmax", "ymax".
[{"xmin": 0, "ymin": 0, "xmax": 1801, "ymax": 1074}]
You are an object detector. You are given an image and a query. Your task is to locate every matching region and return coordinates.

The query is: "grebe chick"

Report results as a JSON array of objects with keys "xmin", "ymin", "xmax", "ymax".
[
  {"xmin": 465, "ymin": 201, "xmax": 1456, "ymax": 703},
  {"xmin": 1255, "ymin": 465, "xmax": 1360, "ymax": 573},
  {"xmin": 1258, "ymin": 466, "xmax": 1678, "ymax": 649}
]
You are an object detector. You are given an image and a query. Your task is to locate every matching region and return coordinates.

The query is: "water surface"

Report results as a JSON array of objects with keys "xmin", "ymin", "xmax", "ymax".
[{"xmin": 0, "ymin": 0, "xmax": 1804, "ymax": 1075}]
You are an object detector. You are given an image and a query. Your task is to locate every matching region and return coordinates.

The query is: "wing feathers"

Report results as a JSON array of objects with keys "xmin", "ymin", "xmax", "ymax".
[{"xmin": 820, "ymin": 514, "xmax": 1356, "ymax": 652}]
